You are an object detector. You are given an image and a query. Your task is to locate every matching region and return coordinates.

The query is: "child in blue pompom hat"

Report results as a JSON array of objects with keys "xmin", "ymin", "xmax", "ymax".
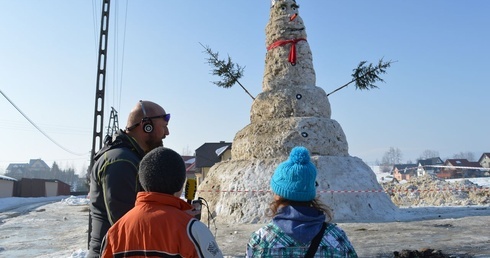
[{"xmin": 246, "ymin": 146, "xmax": 358, "ymax": 258}]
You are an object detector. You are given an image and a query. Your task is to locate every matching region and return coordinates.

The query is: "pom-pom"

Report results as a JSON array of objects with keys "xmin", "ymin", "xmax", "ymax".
[{"xmin": 289, "ymin": 146, "xmax": 310, "ymax": 165}]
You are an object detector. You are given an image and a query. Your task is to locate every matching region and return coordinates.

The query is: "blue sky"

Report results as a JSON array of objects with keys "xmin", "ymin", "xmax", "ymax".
[{"xmin": 0, "ymin": 1, "xmax": 488, "ymax": 175}]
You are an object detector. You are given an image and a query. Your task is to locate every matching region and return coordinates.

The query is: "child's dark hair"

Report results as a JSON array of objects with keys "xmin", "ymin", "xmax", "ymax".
[{"xmin": 139, "ymin": 147, "xmax": 186, "ymax": 194}]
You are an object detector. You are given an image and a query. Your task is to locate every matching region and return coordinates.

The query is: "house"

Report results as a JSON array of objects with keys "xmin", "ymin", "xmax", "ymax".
[
  {"xmin": 417, "ymin": 157, "xmax": 443, "ymax": 177},
  {"xmin": 5, "ymin": 163, "xmax": 30, "ymax": 179},
  {"xmin": 182, "ymin": 155, "xmax": 196, "ymax": 179},
  {"xmin": 439, "ymin": 159, "xmax": 484, "ymax": 178},
  {"xmin": 478, "ymin": 153, "xmax": 490, "ymax": 169},
  {"xmin": 18, "ymin": 178, "xmax": 70, "ymax": 197},
  {"xmin": 0, "ymin": 175, "xmax": 17, "ymax": 198},
  {"xmin": 392, "ymin": 164, "xmax": 417, "ymax": 181},
  {"xmin": 5, "ymin": 159, "xmax": 50, "ymax": 180},
  {"xmin": 194, "ymin": 141, "xmax": 232, "ymax": 184},
  {"xmin": 467, "ymin": 161, "xmax": 483, "ymax": 177}
]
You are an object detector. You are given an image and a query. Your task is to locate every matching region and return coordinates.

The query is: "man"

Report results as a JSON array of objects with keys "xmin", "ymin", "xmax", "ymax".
[
  {"xmin": 100, "ymin": 147, "xmax": 223, "ymax": 258},
  {"xmin": 87, "ymin": 100, "xmax": 170, "ymax": 257}
]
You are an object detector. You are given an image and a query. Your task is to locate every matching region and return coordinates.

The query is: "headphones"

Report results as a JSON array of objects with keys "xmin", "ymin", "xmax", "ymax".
[{"xmin": 139, "ymin": 100, "xmax": 153, "ymax": 133}]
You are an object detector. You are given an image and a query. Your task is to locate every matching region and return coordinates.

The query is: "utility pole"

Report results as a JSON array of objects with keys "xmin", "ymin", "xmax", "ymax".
[
  {"xmin": 88, "ymin": 0, "xmax": 111, "ymax": 249},
  {"xmin": 90, "ymin": 0, "xmax": 111, "ymax": 171},
  {"xmin": 105, "ymin": 107, "xmax": 120, "ymax": 142}
]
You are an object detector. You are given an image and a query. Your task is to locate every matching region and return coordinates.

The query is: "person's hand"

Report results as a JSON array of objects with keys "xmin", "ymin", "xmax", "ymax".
[
  {"xmin": 187, "ymin": 200, "xmax": 202, "ymax": 220},
  {"xmin": 185, "ymin": 209, "xmax": 201, "ymax": 217}
]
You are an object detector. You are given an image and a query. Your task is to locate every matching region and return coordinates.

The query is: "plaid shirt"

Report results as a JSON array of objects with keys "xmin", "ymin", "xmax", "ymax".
[{"xmin": 246, "ymin": 222, "xmax": 358, "ymax": 258}]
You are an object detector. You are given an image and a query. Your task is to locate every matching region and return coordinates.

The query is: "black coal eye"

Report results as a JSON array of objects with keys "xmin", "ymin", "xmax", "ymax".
[
  {"xmin": 296, "ymin": 94, "xmax": 302, "ymax": 99},
  {"xmin": 301, "ymin": 132, "xmax": 308, "ymax": 138}
]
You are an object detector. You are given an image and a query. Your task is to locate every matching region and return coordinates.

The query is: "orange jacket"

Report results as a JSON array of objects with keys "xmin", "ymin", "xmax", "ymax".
[{"xmin": 101, "ymin": 192, "xmax": 223, "ymax": 258}]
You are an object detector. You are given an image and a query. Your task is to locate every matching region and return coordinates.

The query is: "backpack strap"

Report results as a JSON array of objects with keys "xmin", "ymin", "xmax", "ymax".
[{"xmin": 304, "ymin": 222, "xmax": 327, "ymax": 258}]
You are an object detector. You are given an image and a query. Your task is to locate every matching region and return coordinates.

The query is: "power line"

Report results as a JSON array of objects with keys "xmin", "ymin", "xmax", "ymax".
[
  {"xmin": 0, "ymin": 90, "xmax": 88, "ymax": 156},
  {"xmin": 0, "ymin": 120, "xmax": 90, "ymax": 135}
]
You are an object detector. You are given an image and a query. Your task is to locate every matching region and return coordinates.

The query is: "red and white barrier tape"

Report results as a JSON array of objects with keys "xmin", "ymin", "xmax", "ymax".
[
  {"xmin": 197, "ymin": 187, "xmax": 490, "ymax": 194},
  {"xmin": 387, "ymin": 164, "xmax": 490, "ymax": 172}
]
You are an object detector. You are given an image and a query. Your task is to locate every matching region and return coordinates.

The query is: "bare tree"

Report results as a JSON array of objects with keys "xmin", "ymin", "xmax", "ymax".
[
  {"xmin": 418, "ymin": 149, "xmax": 440, "ymax": 160},
  {"xmin": 381, "ymin": 147, "xmax": 403, "ymax": 165},
  {"xmin": 181, "ymin": 145, "xmax": 193, "ymax": 156},
  {"xmin": 452, "ymin": 151, "xmax": 475, "ymax": 161},
  {"xmin": 378, "ymin": 147, "xmax": 403, "ymax": 172}
]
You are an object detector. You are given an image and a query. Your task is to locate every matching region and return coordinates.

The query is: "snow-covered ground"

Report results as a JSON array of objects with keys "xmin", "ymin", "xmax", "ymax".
[
  {"xmin": 0, "ymin": 195, "xmax": 87, "ymax": 213},
  {"xmin": 0, "ymin": 195, "xmax": 90, "ymax": 258},
  {"xmin": 446, "ymin": 177, "xmax": 490, "ymax": 187}
]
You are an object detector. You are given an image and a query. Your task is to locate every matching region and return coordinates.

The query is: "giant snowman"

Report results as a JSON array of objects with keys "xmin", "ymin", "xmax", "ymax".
[{"xmin": 197, "ymin": 0, "xmax": 398, "ymax": 223}]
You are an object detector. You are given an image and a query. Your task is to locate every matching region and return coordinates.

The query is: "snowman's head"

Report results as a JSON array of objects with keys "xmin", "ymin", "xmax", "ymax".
[
  {"xmin": 271, "ymin": 0, "xmax": 297, "ymax": 8},
  {"xmin": 267, "ymin": 0, "xmax": 305, "ymax": 42}
]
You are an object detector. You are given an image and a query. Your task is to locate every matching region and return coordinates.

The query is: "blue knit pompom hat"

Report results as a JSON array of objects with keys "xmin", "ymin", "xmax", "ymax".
[{"xmin": 270, "ymin": 146, "xmax": 317, "ymax": 201}]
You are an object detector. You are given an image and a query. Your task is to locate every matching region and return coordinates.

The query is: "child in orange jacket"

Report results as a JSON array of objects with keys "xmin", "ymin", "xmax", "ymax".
[{"xmin": 100, "ymin": 147, "xmax": 223, "ymax": 258}]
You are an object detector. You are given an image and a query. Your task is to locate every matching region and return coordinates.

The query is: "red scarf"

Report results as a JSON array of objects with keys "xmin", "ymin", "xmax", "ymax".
[{"xmin": 267, "ymin": 38, "xmax": 307, "ymax": 65}]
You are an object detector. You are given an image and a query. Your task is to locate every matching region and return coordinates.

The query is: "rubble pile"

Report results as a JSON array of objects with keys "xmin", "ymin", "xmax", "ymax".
[{"xmin": 382, "ymin": 175, "xmax": 490, "ymax": 207}]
